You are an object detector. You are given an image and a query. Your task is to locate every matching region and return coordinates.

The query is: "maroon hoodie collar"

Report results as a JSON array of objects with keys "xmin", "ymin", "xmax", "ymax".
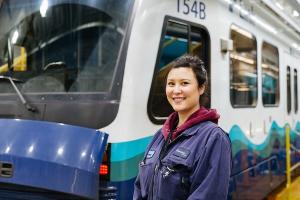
[{"xmin": 162, "ymin": 107, "xmax": 220, "ymax": 140}]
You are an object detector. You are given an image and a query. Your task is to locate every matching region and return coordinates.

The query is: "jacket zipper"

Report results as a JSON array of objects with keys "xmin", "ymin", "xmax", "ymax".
[{"xmin": 148, "ymin": 131, "xmax": 189, "ymax": 200}]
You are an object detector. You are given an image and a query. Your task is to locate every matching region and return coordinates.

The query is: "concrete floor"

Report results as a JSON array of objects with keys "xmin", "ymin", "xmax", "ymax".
[{"xmin": 269, "ymin": 177, "xmax": 300, "ymax": 200}]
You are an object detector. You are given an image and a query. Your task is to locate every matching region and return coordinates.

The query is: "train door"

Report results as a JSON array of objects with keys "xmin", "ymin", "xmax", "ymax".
[
  {"xmin": 283, "ymin": 53, "xmax": 297, "ymax": 128},
  {"xmin": 147, "ymin": 16, "xmax": 210, "ymax": 124},
  {"xmin": 292, "ymin": 66, "xmax": 299, "ymax": 128},
  {"xmin": 285, "ymin": 63, "xmax": 299, "ymax": 128}
]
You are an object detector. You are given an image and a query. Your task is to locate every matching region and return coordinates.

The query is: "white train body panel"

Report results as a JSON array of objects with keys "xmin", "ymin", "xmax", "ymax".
[{"xmin": 102, "ymin": 0, "xmax": 300, "ymax": 145}]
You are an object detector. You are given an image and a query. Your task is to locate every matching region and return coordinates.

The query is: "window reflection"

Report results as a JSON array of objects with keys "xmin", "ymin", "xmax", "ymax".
[
  {"xmin": 230, "ymin": 25, "xmax": 257, "ymax": 107},
  {"xmin": 287, "ymin": 67, "xmax": 291, "ymax": 114},
  {"xmin": 150, "ymin": 21, "xmax": 189, "ymax": 118},
  {"xmin": 0, "ymin": 1, "xmax": 131, "ymax": 94},
  {"xmin": 262, "ymin": 42, "xmax": 279, "ymax": 106},
  {"xmin": 148, "ymin": 19, "xmax": 209, "ymax": 121},
  {"xmin": 294, "ymin": 69, "xmax": 298, "ymax": 113}
]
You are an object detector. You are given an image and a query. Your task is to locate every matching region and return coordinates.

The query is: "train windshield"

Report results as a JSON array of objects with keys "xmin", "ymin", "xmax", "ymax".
[{"xmin": 0, "ymin": 0, "xmax": 134, "ymax": 128}]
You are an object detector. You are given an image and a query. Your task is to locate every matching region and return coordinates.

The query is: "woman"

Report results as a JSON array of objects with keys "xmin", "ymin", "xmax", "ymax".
[{"xmin": 133, "ymin": 55, "xmax": 231, "ymax": 200}]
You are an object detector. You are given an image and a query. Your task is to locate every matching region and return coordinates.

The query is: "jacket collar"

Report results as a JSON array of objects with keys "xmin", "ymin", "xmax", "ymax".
[{"xmin": 162, "ymin": 106, "xmax": 220, "ymax": 140}]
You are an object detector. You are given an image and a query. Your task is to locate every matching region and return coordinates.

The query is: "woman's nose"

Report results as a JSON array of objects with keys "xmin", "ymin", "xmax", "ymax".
[{"xmin": 173, "ymin": 84, "xmax": 182, "ymax": 93}]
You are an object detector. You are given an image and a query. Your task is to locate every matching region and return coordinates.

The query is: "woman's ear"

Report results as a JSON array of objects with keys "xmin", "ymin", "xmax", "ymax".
[{"xmin": 199, "ymin": 85, "xmax": 205, "ymax": 95}]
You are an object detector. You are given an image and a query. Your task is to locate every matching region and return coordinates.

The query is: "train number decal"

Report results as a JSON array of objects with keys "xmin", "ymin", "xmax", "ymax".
[{"xmin": 177, "ymin": 0, "xmax": 206, "ymax": 19}]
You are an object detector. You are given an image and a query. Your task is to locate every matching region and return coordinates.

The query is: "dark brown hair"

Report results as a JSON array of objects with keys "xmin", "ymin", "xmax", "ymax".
[{"xmin": 170, "ymin": 55, "xmax": 207, "ymax": 87}]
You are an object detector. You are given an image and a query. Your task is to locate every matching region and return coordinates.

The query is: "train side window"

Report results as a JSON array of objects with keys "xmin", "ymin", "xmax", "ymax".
[
  {"xmin": 261, "ymin": 42, "xmax": 279, "ymax": 106},
  {"xmin": 287, "ymin": 66, "xmax": 291, "ymax": 114},
  {"xmin": 148, "ymin": 17, "xmax": 210, "ymax": 124},
  {"xmin": 230, "ymin": 24, "xmax": 257, "ymax": 107},
  {"xmin": 294, "ymin": 69, "xmax": 298, "ymax": 113}
]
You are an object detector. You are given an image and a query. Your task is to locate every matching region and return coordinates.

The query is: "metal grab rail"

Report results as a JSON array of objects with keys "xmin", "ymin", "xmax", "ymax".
[
  {"xmin": 291, "ymin": 144, "xmax": 300, "ymax": 153},
  {"xmin": 285, "ymin": 125, "xmax": 300, "ymax": 199}
]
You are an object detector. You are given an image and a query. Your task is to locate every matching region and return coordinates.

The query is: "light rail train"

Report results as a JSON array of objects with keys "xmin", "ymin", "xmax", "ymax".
[{"xmin": 0, "ymin": 0, "xmax": 300, "ymax": 200}]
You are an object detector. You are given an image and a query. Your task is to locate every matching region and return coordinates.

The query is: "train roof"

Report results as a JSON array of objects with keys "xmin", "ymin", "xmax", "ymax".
[{"xmin": 225, "ymin": 0, "xmax": 300, "ymax": 56}]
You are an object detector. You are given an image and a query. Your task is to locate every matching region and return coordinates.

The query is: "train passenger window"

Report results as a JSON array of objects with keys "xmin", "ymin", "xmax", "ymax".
[
  {"xmin": 287, "ymin": 66, "xmax": 291, "ymax": 114},
  {"xmin": 261, "ymin": 42, "xmax": 279, "ymax": 106},
  {"xmin": 294, "ymin": 69, "xmax": 298, "ymax": 113},
  {"xmin": 148, "ymin": 17, "xmax": 210, "ymax": 123},
  {"xmin": 230, "ymin": 24, "xmax": 257, "ymax": 107}
]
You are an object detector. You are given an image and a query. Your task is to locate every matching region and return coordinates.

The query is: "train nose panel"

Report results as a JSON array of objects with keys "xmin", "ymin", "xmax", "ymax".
[{"xmin": 0, "ymin": 119, "xmax": 108, "ymax": 200}]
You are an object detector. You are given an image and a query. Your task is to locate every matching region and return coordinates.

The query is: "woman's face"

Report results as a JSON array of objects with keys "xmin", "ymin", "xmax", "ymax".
[{"xmin": 166, "ymin": 67, "xmax": 204, "ymax": 116}]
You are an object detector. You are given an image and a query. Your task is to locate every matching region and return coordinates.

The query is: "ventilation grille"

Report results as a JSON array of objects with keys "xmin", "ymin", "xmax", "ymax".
[{"xmin": 0, "ymin": 162, "xmax": 13, "ymax": 178}]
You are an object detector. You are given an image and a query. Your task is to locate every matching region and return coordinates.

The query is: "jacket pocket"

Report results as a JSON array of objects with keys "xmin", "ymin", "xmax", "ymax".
[
  {"xmin": 156, "ymin": 160, "xmax": 191, "ymax": 200},
  {"xmin": 138, "ymin": 161, "xmax": 154, "ymax": 197}
]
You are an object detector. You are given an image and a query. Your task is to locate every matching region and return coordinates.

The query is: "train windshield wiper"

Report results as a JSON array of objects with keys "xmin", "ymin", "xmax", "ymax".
[{"xmin": 0, "ymin": 75, "xmax": 36, "ymax": 112}]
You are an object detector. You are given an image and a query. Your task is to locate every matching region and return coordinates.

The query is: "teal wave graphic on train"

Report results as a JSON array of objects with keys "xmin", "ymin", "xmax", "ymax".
[
  {"xmin": 109, "ymin": 122, "xmax": 300, "ymax": 199},
  {"xmin": 110, "ymin": 121, "xmax": 300, "ymax": 181}
]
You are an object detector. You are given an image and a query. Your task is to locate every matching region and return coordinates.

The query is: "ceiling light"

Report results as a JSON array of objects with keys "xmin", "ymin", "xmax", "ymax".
[
  {"xmin": 223, "ymin": 0, "xmax": 232, "ymax": 3},
  {"xmin": 231, "ymin": 24, "xmax": 254, "ymax": 39},
  {"xmin": 230, "ymin": 54, "xmax": 255, "ymax": 65},
  {"xmin": 275, "ymin": 2, "xmax": 284, "ymax": 10},
  {"xmin": 293, "ymin": 10, "xmax": 299, "ymax": 17},
  {"xmin": 292, "ymin": 43, "xmax": 300, "ymax": 51}
]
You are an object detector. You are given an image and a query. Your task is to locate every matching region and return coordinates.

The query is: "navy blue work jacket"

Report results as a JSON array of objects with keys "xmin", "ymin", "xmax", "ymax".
[{"xmin": 133, "ymin": 121, "xmax": 231, "ymax": 200}]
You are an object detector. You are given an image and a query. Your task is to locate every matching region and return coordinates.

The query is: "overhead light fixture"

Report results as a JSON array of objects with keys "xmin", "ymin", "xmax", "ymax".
[
  {"xmin": 293, "ymin": 10, "xmax": 299, "ymax": 17},
  {"xmin": 262, "ymin": 63, "xmax": 279, "ymax": 72},
  {"xmin": 223, "ymin": 0, "xmax": 232, "ymax": 4},
  {"xmin": 292, "ymin": 43, "xmax": 300, "ymax": 51},
  {"xmin": 230, "ymin": 53, "xmax": 255, "ymax": 65},
  {"xmin": 231, "ymin": 24, "xmax": 253, "ymax": 39},
  {"xmin": 275, "ymin": 2, "xmax": 284, "ymax": 10}
]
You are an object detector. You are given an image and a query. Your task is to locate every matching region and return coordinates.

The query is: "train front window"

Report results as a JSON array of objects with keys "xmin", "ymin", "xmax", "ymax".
[
  {"xmin": 0, "ymin": 0, "xmax": 134, "ymax": 128},
  {"xmin": 0, "ymin": 1, "xmax": 131, "ymax": 93}
]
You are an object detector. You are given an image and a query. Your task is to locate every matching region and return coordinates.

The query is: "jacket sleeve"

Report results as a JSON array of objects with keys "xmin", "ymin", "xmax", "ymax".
[
  {"xmin": 187, "ymin": 128, "xmax": 232, "ymax": 200},
  {"xmin": 133, "ymin": 173, "xmax": 144, "ymax": 200}
]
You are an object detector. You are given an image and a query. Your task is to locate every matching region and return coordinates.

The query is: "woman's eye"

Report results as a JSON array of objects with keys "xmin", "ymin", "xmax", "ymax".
[
  {"xmin": 182, "ymin": 82, "xmax": 189, "ymax": 86},
  {"xmin": 167, "ymin": 82, "xmax": 175, "ymax": 86}
]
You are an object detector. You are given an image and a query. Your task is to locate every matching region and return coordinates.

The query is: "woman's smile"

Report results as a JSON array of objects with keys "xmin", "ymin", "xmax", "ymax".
[{"xmin": 172, "ymin": 96, "xmax": 185, "ymax": 103}]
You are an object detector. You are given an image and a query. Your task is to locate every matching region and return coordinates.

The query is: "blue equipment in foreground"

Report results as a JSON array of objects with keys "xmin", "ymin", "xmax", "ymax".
[{"xmin": 0, "ymin": 119, "xmax": 108, "ymax": 200}]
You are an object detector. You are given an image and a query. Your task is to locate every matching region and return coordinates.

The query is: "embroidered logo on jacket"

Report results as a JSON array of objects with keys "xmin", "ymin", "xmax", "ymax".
[
  {"xmin": 146, "ymin": 150, "xmax": 155, "ymax": 159},
  {"xmin": 173, "ymin": 147, "xmax": 190, "ymax": 159}
]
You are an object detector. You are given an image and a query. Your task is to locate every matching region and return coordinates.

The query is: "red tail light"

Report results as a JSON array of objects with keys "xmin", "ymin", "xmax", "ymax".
[
  {"xmin": 99, "ymin": 143, "xmax": 110, "ymax": 181},
  {"xmin": 99, "ymin": 164, "xmax": 108, "ymax": 175}
]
